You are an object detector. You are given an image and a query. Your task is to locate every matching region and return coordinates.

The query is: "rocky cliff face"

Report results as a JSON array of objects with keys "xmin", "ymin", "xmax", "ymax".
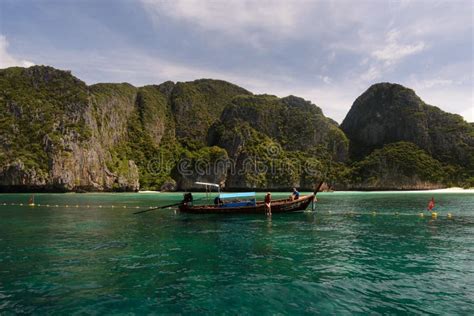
[
  {"xmin": 348, "ymin": 142, "xmax": 446, "ymax": 190},
  {"xmin": 341, "ymin": 83, "xmax": 474, "ymax": 165},
  {"xmin": 341, "ymin": 83, "xmax": 474, "ymax": 188},
  {"xmin": 0, "ymin": 67, "xmax": 140, "ymax": 192},
  {"xmin": 170, "ymin": 79, "xmax": 251, "ymax": 148},
  {"xmin": 0, "ymin": 66, "xmax": 348, "ymax": 191},
  {"xmin": 0, "ymin": 67, "xmax": 471, "ymax": 191},
  {"xmin": 209, "ymin": 94, "xmax": 349, "ymax": 190}
]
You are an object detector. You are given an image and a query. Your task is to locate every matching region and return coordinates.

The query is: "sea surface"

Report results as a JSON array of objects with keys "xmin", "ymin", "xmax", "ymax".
[{"xmin": 0, "ymin": 192, "xmax": 473, "ymax": 314}]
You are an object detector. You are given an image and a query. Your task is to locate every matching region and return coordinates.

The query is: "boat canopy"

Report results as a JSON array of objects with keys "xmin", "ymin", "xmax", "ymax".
[
  {"xmin": 195, "ymin": 182, "xmax": 220, "ymax": 188},
  {"xmin": 219, "ymin": 192, "xmax": 256, "ymax": 199}
]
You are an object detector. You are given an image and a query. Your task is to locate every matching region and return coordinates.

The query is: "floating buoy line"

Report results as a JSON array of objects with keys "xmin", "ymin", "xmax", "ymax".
[
  {"xmin": 0, "ymin": 202, "xmax": 163, "ymax": 210},
  {"xmin": 1, "ymin": 202, "xmax": 455, "ymax": 219},
  {"xmin": 319, "ymin": 210, "xmax": 454, "ymax": 219}
]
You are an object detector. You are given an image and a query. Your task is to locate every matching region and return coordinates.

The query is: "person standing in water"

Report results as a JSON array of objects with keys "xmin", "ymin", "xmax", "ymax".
[
  {"xmin": 265, "ymin": 192, "xmax": 272, "ymax": 216},
  {"xmin": 427, "ymin": 197, "xmax": 435, "ymax": 211}
]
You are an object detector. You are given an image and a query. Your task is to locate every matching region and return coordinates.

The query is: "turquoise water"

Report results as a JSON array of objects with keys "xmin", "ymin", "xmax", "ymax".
[{"xmin": 0, "ymin": 192, "xmax": 473, "ymax": 314}]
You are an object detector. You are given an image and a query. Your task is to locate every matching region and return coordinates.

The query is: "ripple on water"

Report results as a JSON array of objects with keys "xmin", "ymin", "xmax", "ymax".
[
  {"xmin": 0, "ymin": 192, "xmax": 473, "ymax": 314},
  {"xmin": 91, "ymin": 241, "xmax": 128, "ymax": 251}
]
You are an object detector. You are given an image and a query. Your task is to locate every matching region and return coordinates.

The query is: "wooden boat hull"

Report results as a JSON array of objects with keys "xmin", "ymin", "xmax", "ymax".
[{"xmin": 179, "ymin": 194, "xmax": 315, "ymax": 214}]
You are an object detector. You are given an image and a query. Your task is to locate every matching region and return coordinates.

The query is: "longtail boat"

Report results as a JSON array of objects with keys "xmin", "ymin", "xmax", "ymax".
[
  {"xmin": 178, "ymin": 181, "xmax": 323, "ymax": 214},
  {"xmin": 179, "ymin": 192, "xmax": 315, "ymax": 214}
]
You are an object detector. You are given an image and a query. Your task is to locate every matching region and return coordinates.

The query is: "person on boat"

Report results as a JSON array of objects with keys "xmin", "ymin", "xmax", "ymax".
[
  {"xmin": 292, "ymin": 188, "xmax": 300, "ymax": 200},
  {"xmin": 265, "ymin": 192, "xmax": 272, "ymax": 215},
  {"xmin": 183, "ymin": 192, "xmax": 193, "ymax": 205},
  {"xmin": 214, "ymin": 196, "xmax": 223, "ymax": 206}
]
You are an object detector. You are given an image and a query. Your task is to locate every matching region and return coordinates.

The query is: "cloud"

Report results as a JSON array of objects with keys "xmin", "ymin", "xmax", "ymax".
[
  {"xmin": 359, "ymin": 65, "xmax": 382, "ymax": 82},
  {"xmin": 461, "ymin": 107, "xmax": 474, "ymax": 122},
  {"xmin": 0, "ymin": 35, "xmax": 34, "ymax": 68},
  {"xmin": 414, "ymin": 79, "xmax": 454, "ymax": 89},
  {"xmin": 372, "ymin": 29, "xmax": 425, "ymax": 65},
  {"xmin": 141, "ymin": 0, "xmax": 303, "ymax": 35},
  {"xmin": 405, "ymin": 62, "xmax": 473, "ymax": 122},
  {"xmin": 351, "ymin": 28, "xmax": 427, "ymax": 85},
  {"xmin": 140, "ymin": 0, "xmax": 309, "ymax": 49},
  {"xmin": 416, "ymin": 87, "xmax": 473, "ymax": 122},
  {"xmin": 2, "ymin": 0, "xmax": 470, "ymax": 123}
]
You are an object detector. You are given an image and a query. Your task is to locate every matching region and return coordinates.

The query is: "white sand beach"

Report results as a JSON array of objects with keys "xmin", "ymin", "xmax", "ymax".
[
  {"xmin": 420, "ymin": 187, "xmax": 474, "ymax": 193},
  {"xmin": 355, "ymin": 188, "xmax": 474, "ymax": 194}
]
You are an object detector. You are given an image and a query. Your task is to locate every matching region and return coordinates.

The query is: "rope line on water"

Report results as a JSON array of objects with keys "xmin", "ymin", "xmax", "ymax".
[
  {"xmin": 0, "ymin": 202, "xmax": 167, "ymax": 209},
  {"xmin": 317, "ymin": 210, "xmax": 452, "ymax": 219},
  {"xmin": 0, "ymin": 202, "xmax": 454, "ymax": 218}
]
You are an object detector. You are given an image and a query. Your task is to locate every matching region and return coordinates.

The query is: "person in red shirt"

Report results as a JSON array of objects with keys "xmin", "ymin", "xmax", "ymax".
[
  {"xmin": 265, "ymin": 192, "xmax": 272, "ymax": 216},
  {"xmin": 427, "ymin": 197, "xmax": 435, "ymax": 211}
]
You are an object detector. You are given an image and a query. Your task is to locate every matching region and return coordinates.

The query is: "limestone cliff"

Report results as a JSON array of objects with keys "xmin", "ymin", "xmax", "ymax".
[
  {"xmin": 341, "ymin": 83, "xmax": 474, "ymax": 188},
  {"xmin": 0, "ymin": 67, "xmax": 471, "ymax": 191},
  {"xmin": 0, "ymin": 67, "xmax": 140, "ymax": 192},
  {"xmin": 341, "ymin": 83, "xmax": 473, "ymax": 166},
  {"xmin": 0, "ymin": 67, "xmax": 252, "ymax": 191},
  {"xmin": 170, "ymin": 79, "xmax": 251, "ymax": 148},
  {"xmin": 209, "ymin": 94, "xmax": 349, "ymax": 190},
  {"xmin": 348, "ymin": 142, "xmax": 446, "ymax": 190}
]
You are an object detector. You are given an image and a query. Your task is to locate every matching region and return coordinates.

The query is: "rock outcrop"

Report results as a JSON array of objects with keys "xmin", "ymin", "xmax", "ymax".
[
  {"xmin": 0, "ymin": 67, "xmax": 471, "ymax": 191},
  {"xmin": 348, "ymin": 142, "xmax": 446, "ymax": 190},
  {"xmin": 341, "ymin": 83, "xmax": 474, "ymax": 188},
  {"xmin": 0, "ymin": 67, "xmax": 140, "ymax": 191},
  {"xmin": 209, "ymin": 94, "xmax": 349, "ymax": 190},
  {"xmin": 341, "ymin": 83, "xmax": 474, "ymax": 166}
]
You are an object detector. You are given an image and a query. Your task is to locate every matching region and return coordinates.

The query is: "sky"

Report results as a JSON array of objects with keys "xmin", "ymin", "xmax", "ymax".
[{"xmin": 0, "ymin": 0, "xmax": 472, "ymax": 123}]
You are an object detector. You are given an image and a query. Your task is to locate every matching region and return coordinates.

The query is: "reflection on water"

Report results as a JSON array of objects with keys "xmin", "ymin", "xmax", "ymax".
[{"xmin": 0, "ymin": 192, "xmax": 473, "ymax": 314}]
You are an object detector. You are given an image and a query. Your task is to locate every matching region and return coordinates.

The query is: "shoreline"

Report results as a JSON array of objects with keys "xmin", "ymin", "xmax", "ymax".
[
  {"xmin": 1, "ymin": 188, "xmax": 472, "ymax": 194},
  {"xmin": 137, "ymin": 187, "xmax": 474, "ymax": 194},
  {"xmin": 327, "ymin": 188, "xmax": 474, "ymax": 194}
]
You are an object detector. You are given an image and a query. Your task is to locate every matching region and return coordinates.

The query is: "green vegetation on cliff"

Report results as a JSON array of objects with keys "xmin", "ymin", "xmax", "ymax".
[
  {"xmin": 0, "ymin": 66, "xmax": 90, "ymax": 184},
  {"xmin": 0, "ymin": 67, "xmax": 471, "ymax": 191},
  {"xmin": 341, "ymin": 82, "xmax": 474, "ymax": 189},
  {"xmin": 211, "ymin": 95, "xmax": 349, "ymax": 189},
  {"xmin": 170, "ymin": 79, "xmax": 250, "ymax": 149},
  {"xmin": 217, "ymin": 94, "xmax": 348, "ymax": 161},
  {"xmin": 350, "ymin": 142, "xmax": 445, "ymax": 189},
  {"xmin": 98, "ymin": 84, "xmax": 180, "ymax": 191},
  {"xmin": 341, "ymin": 83, "xmax": 474, "ymax": 168}
]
